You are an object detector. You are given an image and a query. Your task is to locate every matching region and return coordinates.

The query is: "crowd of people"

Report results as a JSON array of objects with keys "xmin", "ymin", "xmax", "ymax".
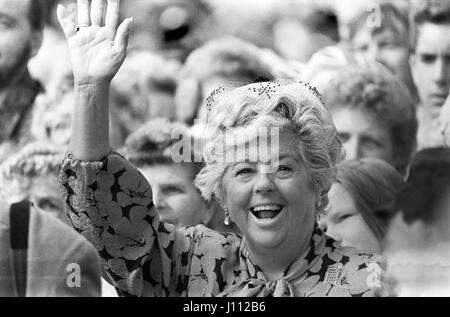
[{"xmin": 0, "ymin": 0, "xmax": 449, "ymax": 297}]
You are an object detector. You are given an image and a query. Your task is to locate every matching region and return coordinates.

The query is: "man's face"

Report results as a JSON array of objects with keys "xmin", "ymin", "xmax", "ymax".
[
  {"xmin": 332, "ymin": 107, "xmax": 394, "ymax": 165},
  {"xmin": 411, "ymin": 22, "xmax": 450, "ymax": 109},
  {"xmin": 0, "ymin": 0, "xmax": 34, "ymax": 88}
]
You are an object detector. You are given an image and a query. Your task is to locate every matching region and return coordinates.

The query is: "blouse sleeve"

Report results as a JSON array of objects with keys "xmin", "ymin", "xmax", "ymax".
[{"xmin": 59, "ymin": 151, "xmax": 198, "ymax": 297}]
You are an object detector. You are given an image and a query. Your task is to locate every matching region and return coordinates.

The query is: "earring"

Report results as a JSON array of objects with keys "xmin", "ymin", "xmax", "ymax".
[
  {"xmin": 224, "ymin": 206, "xmax": 231, "ymax": 226},
  {"xmin": 315, "ymin": 201, "xmax": 322, "ymax": 222}
]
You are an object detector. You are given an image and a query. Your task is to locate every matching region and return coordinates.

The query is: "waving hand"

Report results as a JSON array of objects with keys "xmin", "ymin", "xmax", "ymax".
[{"xmin": 57, "ymin": 0, "xmax": 133, "ymax": 85}]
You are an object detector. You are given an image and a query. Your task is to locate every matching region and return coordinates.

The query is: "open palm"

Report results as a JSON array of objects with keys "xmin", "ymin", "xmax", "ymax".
[{"xmin": 57, "ymin": 0, "xmax": 132, "ymax": 85}]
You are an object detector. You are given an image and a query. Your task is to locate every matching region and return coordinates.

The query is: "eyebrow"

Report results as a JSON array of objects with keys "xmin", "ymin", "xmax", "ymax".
[
  {"xmin": 157, "ymin": 181, "xmax": 187, "ymax": 187},
  {"xmin": 329, "ymin": 208, "xmax": 357, "ymax": 220},
  {"xmin": 278, "ymin": 154, "xmax": 301, "ymax": 163},
  {"xmin": 0, "ymin": 12, "xmax": 15, "ymax": 21}
]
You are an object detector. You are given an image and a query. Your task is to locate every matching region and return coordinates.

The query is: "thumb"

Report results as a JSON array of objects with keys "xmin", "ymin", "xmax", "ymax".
[{"xmin": 114, "ymin": 18, "xmax": 133, "ymax": 55}]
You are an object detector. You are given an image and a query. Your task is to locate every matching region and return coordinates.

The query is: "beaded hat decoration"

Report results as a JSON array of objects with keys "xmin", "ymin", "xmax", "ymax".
[
  {"xmin": 206, "ymin": 86, "xmax": 227, "ymax": 113},
  {"xmin": 205, "ymin": 78, "xmax": 324, "ymax": 115}
]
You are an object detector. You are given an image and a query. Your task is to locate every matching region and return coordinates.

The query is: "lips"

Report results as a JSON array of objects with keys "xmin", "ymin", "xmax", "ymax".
[
  {"xmin": 249, "ymin": 204, "xmax": 284, "ymax": 220},
  {"xmin": 431, "ymin": 94, "xmax": 448, "ymax": 105}
]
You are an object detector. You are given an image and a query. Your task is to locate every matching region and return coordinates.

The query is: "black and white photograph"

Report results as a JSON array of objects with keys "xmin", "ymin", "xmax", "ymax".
[{"xmin": 0, "ymin": 0, "xmax": 449, "ymax": 301}]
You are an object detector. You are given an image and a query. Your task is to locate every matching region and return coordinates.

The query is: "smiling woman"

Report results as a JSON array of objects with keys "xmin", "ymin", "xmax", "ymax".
[{"xmin": 58, "ymin": 0, "xmax": 386, "ymax": 297}]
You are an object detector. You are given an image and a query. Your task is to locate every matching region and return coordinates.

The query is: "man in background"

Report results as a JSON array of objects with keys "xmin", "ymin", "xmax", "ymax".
[
  {"xmin": 410, "ymin": 1, "xmax": 450, "ymax": 149},
  {"xmin": 0, "ymin": 0, "xmax": 44, "ymax": 162}
]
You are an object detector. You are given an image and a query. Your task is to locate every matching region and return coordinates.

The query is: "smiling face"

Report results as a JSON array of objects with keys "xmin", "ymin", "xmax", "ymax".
[
  {"xmin": 332, "ymin": 107, "xmax": 394, "ymax": 164},
  {"xmin": 222, "ymin": 130, "xmax": 317, "ymax": 256},
  {"xmin": 141, "ymin": 163, "xmax": 212, "ymax": 228},
  {"xmin": 411, "ymin": 22, "xmax": 450, "ymax": 109},
  {"xmin": 319, "ymin": 183, "xmax": 381, "ymax": 253}
]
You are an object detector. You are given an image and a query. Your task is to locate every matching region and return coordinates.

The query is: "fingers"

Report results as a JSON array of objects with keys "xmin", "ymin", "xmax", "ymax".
[
  {"xmin": 114, "ymin": 18, "xmax": 133, "ymax": 55},
  {"xmin": 105, "ymin": 0, "xmax": 120, "ymax": 30},
  {"xmin": 91, "ymin": 0, "xmax": 105, "ymax": 26},
  {"xmin": 57, "ymin": 4, "xmax": 76, "ymax": 39},
  {"xmin": 77, "ymin": 0, "xmax": 91, "ymax": 25}
]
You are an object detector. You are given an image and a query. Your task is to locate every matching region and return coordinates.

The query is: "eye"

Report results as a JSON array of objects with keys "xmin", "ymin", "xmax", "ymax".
[
  {"xmin": 163, "ymin": 186, "xmax": 184, "ymax": 195},
  {"xmin": 37, "ymin": 198, "xmax": 61, "ymax": 212},
  {"xmin": 277, "ymin": 165, "xmax": 292, "ymax": 173},
  {"xmin": 420, "ymin": 54, "xmax": 436, "ymax": 64},
  {"xmin": 338, "ymin": 132, "xmax": 351, "ymax": 143},
  {"xmin": 361, "ymin": 136, "xmax": 383, "ymax": 149},
  {"xmin": 355, "ymin": 44, "xmax": 369, "ymax": 52},
  {"xmin": 337, "ymin": 213, "xmax": 354, "ymax": 223},
  {"xmin": 236, "ymin": 168, "xmax": 255, "ymax": 176},
  {"xmin": 378, "ymin": 40, "xmax": 398, "ymax": 49},
  {"xmin": 0, "ymin": 16, "xmax": 13, "ymax": 29}
]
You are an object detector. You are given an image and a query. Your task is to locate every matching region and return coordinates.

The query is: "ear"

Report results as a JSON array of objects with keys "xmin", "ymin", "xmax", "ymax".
[
  {"xmin": 201, "ymin": 200, "xmax": 218, "ymax": 226},
  {"xmin": 29, "ymin": 30, "xmax": 44, "ymax": 59}
]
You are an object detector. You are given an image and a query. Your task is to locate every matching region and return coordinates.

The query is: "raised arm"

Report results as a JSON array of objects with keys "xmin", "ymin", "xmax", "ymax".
[
  {"xmin": 57, "ymin": 0, "xmax": 132, "ymax": 161},
  {"xmin": 57, "ymin": 1, "xmax": 202, "ymax": 296}
]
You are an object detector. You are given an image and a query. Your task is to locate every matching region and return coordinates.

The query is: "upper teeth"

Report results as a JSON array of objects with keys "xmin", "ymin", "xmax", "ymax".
[{"xmin": 252, "ymin": 205, "xmax": 282, "ymax": 212}]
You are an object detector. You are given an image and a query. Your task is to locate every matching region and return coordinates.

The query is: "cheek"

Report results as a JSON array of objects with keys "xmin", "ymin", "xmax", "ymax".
[
  {"xmin": 0, "ymin": 30, "xmax": 29, "ymax": 58},
  {"xmin": 384, "ymin": 49, "xmax": 408, "ymax": 63},
  {"xmin": 342, "ymin": 216, "xmax": 378, "ymax": 248},
  {"xmin": 371, "ymin": 146, "xmax": 393, "ymax": 162},
  {"xmin": 224, "ymin": 180, "xmax": 252, "ymax": 209},
  {"xmin": 415, "ymin": 62, "xmax": 433, "ymax": 77},
  {"xmin": 169, "ymin": 193, "xmax": 206, "ymax": 221},
  {"xmin": 281, "ymin": 180, "xmax": 316, "ymax": 220},
  {"xmin": 341, "ymin": 218, "xmax": 367, "ymax": 241}
]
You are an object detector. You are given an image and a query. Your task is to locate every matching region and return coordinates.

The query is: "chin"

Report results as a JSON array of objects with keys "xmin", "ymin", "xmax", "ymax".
[{"xmin": 248, "ymin": 230, "xmax": 285, "ymax": 250}]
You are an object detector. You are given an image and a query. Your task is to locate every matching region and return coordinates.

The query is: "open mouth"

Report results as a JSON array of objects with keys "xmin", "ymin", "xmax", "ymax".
[{"xmin": 249, "ymin": 204, "xmax": 284, "ymax": 220}]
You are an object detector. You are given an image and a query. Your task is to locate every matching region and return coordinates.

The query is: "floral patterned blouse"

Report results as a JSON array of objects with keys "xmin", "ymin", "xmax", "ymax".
[{"xmin": 59, "ymin": 152, "xmax": 385, "ymax": 297}]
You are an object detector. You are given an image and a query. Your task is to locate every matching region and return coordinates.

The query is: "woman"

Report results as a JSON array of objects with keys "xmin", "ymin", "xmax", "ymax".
[
  {"xmin": 318, "ymin": 158, "xmax": 405, "ymax": 254},
  {"xmin": 57, "ymin": 0, "xmax": 383, "ymax": 297},
  {"xmin": 322, "ymin": 64, "xmax": 417, "ymax": 176},
  {"xmin": 0, "ymin": 142, "xmax": 68, "ymax": 224}
]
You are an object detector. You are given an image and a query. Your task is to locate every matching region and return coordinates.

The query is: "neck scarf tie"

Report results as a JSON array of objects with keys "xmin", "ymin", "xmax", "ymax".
[{"xmin": 218, "ymin": 227, "xmax": 327, "ymax": 297}]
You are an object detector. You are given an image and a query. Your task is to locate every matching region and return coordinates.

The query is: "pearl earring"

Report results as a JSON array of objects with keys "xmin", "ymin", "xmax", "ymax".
[{"xmin": 224, "ymin": 206, "xmax": 231, "ymax": 226}]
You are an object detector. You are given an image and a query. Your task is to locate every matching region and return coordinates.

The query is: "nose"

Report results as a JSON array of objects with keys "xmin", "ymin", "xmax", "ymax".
[
  {"xmin": 152, "ymin": 189, "xmax": 167, "ymax": 211},
  {"xmin": 433, "ymin": 58, "xmax": 447, "ymax": 83},
  {"xmin": 366, "ymin": 44, "xmax": 381, "ymax": 63},
  {"xmin": 343, "ymin": 137, "xmax": 360, "ymax": 161},
  {"xmin": 318, "ymin": 220, "xmax": 327, "ymax": 233},
  {"xmin": 325, "ymin": 226, "xmax": 342, "ymax": 243},
  {"xmin": 254, "ymin": 171, "xmax": 275, "ymax": 194}
]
